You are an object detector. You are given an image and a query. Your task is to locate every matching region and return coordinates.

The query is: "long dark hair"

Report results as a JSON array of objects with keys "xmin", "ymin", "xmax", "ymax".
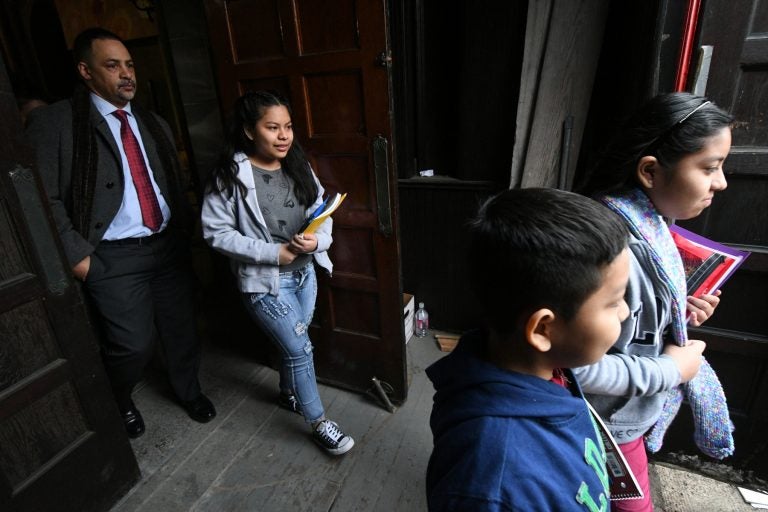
[
  {"xmin": 577, "ymin": 92, "xmax": 733, "ymax": 197},
  {"xmin": 207, "ymin": 90, "xmax": 318, "ymax": 206}
]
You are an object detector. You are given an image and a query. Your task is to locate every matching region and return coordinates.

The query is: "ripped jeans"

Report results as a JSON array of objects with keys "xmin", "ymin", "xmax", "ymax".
[{"xmin": 243, "ymin": 263, "xmax": 324, "ymax": 423}]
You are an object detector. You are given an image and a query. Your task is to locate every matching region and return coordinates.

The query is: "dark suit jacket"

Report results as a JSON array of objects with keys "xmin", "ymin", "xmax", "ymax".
[{"xmin": 26, "ymin": 97, "xmax": 180, "ymax": 267}]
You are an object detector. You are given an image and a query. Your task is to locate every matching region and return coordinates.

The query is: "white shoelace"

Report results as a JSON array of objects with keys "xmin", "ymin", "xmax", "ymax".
[{"xmin": 318, "ymin": 421, "xmax": 344, "ymax": 443}]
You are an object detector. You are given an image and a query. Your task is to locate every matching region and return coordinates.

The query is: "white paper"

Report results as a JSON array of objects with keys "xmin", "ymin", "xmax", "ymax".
[{"xmin": 738, "ymin": 486, "xmax": 768, "ymax": 507}]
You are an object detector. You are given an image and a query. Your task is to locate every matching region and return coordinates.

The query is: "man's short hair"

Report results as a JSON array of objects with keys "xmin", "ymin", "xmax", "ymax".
[
  {"xmin": 467, "ymin": 187, "xmax": 628, "ymax": 336},
  {"xmin": 73, "ymin": 27, "xmax": 123, "ymax": 65}
]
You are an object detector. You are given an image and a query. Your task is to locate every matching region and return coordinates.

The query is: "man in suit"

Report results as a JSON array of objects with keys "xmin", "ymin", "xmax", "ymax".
[{"xmin": 26, "ymin": 27, "xmax": 216, "ymax": 439}]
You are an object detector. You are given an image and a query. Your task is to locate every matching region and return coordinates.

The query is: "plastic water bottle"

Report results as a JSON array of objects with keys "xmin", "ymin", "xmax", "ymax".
[{"xmin": 414, "ymin": 302, "xmax": 429, "ymax": 337}]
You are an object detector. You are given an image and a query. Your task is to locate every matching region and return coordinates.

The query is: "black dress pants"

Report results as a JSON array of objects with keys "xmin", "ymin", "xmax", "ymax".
[{"xmin": 84, "ymin": 229, "xmax": 202, "ymax": 410}]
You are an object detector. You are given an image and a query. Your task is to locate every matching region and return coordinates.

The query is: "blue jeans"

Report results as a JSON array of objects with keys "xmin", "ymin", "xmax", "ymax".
[{"xmin": 242, "ymin": 263, "xmax": 324, "ymax": 423}]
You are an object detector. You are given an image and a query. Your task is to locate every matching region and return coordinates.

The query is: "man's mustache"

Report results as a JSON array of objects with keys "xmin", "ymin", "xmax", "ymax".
[{"xmin": 118, "ymin": 79, "xmax": 136, "ymax": 88}]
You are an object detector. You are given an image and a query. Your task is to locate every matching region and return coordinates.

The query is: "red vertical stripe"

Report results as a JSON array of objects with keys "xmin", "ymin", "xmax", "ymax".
[{"xmin": 674, "ymin": 0, "xmax": 702, "ymax": 92}]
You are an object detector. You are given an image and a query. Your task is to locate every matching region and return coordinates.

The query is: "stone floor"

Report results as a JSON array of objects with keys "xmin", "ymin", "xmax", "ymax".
[
  {"xmin": 109, "ymin": 331, "xmax": 760, "ymax": 511},
  {"xmin": 650, "ymin": 463, "xmax": 755, "ymax": 511}
]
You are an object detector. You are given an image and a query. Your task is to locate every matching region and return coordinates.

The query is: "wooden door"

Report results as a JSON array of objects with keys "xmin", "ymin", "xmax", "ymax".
[
  {"xmin": 204, "ymin": 0, "xmax": 407, "ymax": 400},
  {"xmin": 0, "ymin": 61, "xmax": 139, "ymax": 511},
  {"xmin": 661, "ymin": 0, "xmax": 768, "ymax": 477}
]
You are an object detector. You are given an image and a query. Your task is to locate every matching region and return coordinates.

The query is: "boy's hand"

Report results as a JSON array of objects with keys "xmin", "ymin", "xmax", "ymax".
[
  {"xmin": 663, "ymin": 339, "xmax": 706, "ymax": 383},
  {"xmin": 288, "ymin": 233, "xmax": 318, "ymax": 254},
  {"xmin": 278, "ymin": 244, "xmax": 298, "ymax": 265},
  {"xmin": 687, "ymin": 290, "xmax": 722, "ymax": 326}
]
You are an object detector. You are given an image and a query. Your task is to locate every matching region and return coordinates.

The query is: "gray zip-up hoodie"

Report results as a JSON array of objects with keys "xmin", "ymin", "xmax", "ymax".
[
  {"xmin": 201, "ymin": 153, "xmax": 333, "ymax": 295},
  {"xmin": 572, "ymin": 235, "xmax": 682, "ymax": 444}
]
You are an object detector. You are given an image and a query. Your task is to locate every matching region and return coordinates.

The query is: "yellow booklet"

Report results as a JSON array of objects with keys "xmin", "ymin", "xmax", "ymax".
[{"xmin": 299, "ymin": 192, "xmax": 347, "ymax": 235}]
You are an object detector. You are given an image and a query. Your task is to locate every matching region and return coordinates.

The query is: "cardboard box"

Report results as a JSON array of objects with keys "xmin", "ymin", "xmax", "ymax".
[
  {"xmin": 435, "ymin": 332, "xmax": 459, "ymax": 352},
  {"xmin": 403, "ymin": 293, "xmax": 415, "ymax": 343}
]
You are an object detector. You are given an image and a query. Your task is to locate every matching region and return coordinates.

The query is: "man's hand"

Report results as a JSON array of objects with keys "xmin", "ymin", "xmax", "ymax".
[{"xmin": 72, "ymin": 256, "xmax": 91, "ymax": 281}]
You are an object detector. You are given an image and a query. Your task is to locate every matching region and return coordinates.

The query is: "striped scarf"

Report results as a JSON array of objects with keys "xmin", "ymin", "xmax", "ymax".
[{"xmin": 601, "ymin": 188, "xmax": 734, "ymax": 459}]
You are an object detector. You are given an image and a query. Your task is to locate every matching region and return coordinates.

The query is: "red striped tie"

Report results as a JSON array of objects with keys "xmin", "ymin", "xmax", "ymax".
[{"xmin": 112, "ymin": 109, "xmax": 163, "ymax": 232}]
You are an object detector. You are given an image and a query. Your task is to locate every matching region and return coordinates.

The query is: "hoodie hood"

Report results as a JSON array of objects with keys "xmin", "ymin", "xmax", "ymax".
[
  {"xmin": 425, "ymin": 329, "xmax": 611, "ymax": 511},
  {"xmin": 427, "ymin": 329, "xmax": 588, "ymax": 437}
]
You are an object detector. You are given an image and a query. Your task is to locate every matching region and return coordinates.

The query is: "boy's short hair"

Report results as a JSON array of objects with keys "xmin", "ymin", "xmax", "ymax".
[{"xmin": 467, "ymin": 187, "xmax": 627, "ymax": 336}]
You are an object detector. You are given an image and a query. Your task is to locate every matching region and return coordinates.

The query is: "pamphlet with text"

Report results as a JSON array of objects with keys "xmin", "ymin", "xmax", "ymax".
[{"xmin": 586, "ymin": 401, "xmax": 644, "ymax": 501}]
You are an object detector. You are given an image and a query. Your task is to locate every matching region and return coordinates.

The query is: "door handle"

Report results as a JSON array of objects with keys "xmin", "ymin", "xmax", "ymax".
[
  {"xmin": 376, "ymin": 51, "xmax": 392, "ymax": 68},
  {"xmin": 372, "ymin": 135, "xmax": 393, "ymax": 236}
]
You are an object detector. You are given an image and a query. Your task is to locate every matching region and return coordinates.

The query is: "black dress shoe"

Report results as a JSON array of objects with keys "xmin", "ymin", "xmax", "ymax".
[
  {"xmin": 121, "ymin": 404, "xmax": 146, "ymax": 439},
  {"xmin": 182, "ymin": 393, "xmax": 216, "ymax": 423}
]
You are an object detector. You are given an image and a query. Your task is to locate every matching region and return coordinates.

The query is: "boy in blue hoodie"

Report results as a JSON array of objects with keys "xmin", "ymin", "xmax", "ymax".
[{"xmin": 426, "ymin": 188, "xmax": 630, "ymax": 511}]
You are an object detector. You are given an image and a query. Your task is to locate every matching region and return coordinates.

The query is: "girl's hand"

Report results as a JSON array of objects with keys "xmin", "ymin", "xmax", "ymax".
[
  {"xmin": 687, "ymin": 290, "xmax": 722, "ymax": 326},
  {"xmin": 278, "ymin": 244, "xmax": 297, "ymax": 265},
  {"xmin": 289, "ymin": 233, "xmax": 318, "ymax": 254}
]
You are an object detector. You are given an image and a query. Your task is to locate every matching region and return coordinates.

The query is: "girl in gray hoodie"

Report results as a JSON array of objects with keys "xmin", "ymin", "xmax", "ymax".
[
  {"xmin": 201, "ymin": 91, "xmax": 353, "ymax": 456},
  {"xmin": 574, "ymin": 92, "xmax": 734, "ymax": 511}
]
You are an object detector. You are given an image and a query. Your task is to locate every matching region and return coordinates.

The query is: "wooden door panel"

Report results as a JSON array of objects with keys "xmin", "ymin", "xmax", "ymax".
[
  {"xmin": 235, "ymin": 54, "xmax": 368, "ymax": 77},
  {"xmin": 240, "ymin": 77, "xmax": 292, "ymax": 96},
  {"xmin": 703, "ymin": 260, "xmax": 768, "ymax": 335},
  {"xmin": 0, "ymin": 300, "xmax": 62, "ymax": 390},
  {"xmin": 205, "ymin": 0, "xmax": 407, "ymax": 399},
  {"xmin": 225, "ymin": 1, "xmax": 285, "ymax": 61},
  {"xmin": 306, "ymin": 73, "xmax": 367, "ymax": 135},
  {"xmin": 1, "ymin": 381, "xmax": 88, "ymax": 485},
  {"xmin": 224, "ymin": 1, "xmax": 362, "ymax": 61},
  {"xmin": 295, "ymin": 1, "xmax": 359, "ymax": 53},
  {"xmin": 313, "ymin": 156, "xmax": 371, "ymax": 205},
  {"xmin": 330, "ymin": 228, "xmax": 378, "ymax": 277},
  {"xmin": 0, "ymin": 170, "xmax": 140, "ymax": 512},
  {"xmin": 704, "ymin": 177, "xmax": 768, "ymax": 244},
  {"xmin": 0, "ymin": 64, "xmax": 138, "ymax": 510}
]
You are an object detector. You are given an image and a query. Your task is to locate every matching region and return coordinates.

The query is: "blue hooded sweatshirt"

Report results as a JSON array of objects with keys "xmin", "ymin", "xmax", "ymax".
[{"xmin": 426, "ymin": 330, "xmax": 610, "ymax": 511}]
